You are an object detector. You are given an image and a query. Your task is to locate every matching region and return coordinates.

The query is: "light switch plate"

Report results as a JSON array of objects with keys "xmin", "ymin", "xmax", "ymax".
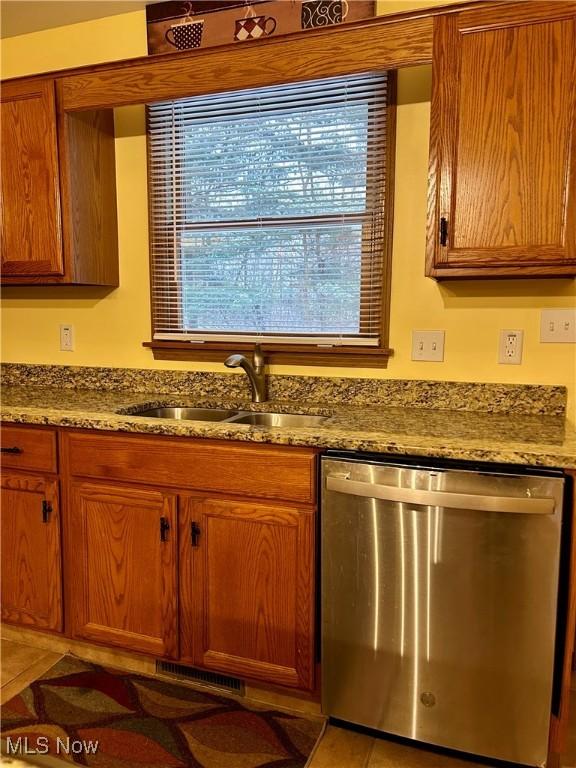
[
  {"xmin": 411, "ymin": 330, "xmax": 445, "ymax": 362},
  {"xmin": 540, "ymin": 309, "xmax": 576, "ymax": 343}
]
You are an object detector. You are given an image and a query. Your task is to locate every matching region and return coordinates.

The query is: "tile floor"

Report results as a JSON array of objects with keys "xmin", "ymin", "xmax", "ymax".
[{"xmin": 1, "ymin": 638, "xmax": 575, "ymax": 768}]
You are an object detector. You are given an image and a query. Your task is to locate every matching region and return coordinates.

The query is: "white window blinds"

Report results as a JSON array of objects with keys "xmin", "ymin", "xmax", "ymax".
[{"xmin": 147, "ymin": 72, "xmax": 391, "ymax": 346}]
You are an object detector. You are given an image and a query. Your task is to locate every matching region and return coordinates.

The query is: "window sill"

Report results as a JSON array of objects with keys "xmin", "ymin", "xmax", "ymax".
[{"xmin": 143, "ymin": 341, "xmax": 392, "ymax": 367}]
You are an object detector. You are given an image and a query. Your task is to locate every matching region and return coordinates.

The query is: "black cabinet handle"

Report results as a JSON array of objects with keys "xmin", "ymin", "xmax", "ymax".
[
  {"xmin": 160, "ymin": 516, "xmax": 170, "ymax": 542},
  {"xmin": 42, "ymin": 500, "xmax": 52, "ymax": 523},
  {"xmin": 2, "ymin": 446, "xmax": 23, "ymax": 454},
  {"xmin": 439, "ymin": 217, "xmax": 448, "ymax": 246},
  {"xmin": 191, "ymin": 522, "xmax": 201, "ymax": 547}
]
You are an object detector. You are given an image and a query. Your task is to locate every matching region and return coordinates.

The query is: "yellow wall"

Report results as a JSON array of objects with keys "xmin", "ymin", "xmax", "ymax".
[{"xmin": 1, "ymin": 2, "xmax": 575, "ymax": 418}]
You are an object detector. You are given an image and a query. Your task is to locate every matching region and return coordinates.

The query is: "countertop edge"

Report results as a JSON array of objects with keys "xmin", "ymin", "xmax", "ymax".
[{"xmin": 2, "ymin": 406, "xmax": 575, "ymax": 470}]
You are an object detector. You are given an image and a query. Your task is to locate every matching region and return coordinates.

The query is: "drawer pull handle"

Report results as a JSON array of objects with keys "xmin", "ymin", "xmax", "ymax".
[
  {"xmin": 2, "ymin": 446, "xmax": 23, "ymax": 454},
  {"xmin": 191, "ymin": 522, "xmax": 201, "ymax": 547},
  {"xmin": 160, "ymin": 516, "xmax": 170, "ymax": 542},
  {"xmin": 42, "ymin": 500, "xmax": 52, "ymax": 523}
]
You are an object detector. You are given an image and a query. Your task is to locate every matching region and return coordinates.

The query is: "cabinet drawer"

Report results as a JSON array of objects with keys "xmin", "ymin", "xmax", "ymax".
[
  {"xmin": 1, "ymin": 426, "xmax": 57, "ymax": 473},
  {"xmin": 63, "ymin": 432, "xmax": 318, "ymax": 504}
]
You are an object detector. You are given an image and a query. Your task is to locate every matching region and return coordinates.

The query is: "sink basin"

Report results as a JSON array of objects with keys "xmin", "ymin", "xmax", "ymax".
[
  {"xmin": 228, "ymin": 412, "xmax": 327, "ymax": 428},
  {"xmin": 131, "ymin": 407, "xmax": 239, "ymax": 421},
  {"xmin": 124, "ymin": 405, "xmax": 329, "ymax": 427}
]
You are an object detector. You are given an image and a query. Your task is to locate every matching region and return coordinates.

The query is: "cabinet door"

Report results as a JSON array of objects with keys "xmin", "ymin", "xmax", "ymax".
[
  {"xmin": 180, "ymin": 497, "xmax": 315, "ymax": 690},
  {"xmin": 1, "ymin": 473, "xmax": 62, "ymax": 631},
  {"xmin": 0, "ymin": 79, "xmax": 64, "ymax": 276},
  {"xmin": 68, "ymin": 482, "xmax": 178, "ymax": 657},
  {"xmin": 427, "ymin": 3, "xmax": 576, "ymax": 278}
]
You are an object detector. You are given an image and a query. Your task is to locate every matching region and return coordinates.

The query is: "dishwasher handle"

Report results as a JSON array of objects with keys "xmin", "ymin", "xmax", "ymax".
[{"xmin": 325, "ymin": 475, "xmax": 556, "ymax": 515}]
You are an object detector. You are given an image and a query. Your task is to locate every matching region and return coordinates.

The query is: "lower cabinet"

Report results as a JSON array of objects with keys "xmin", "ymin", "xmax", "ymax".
[
  {"xmin": 67, "ymin": 481, "xmax": 179, "ymax": 658},
  {"xmin": 180, "ymin": 497, "xmax": 315, "ymax": 691},
  {"xmin": 1, "ymin": 472, "xmax": 62, "ymax": 631},
  {"xmin": 27, "ymin": 429, "xmax": 318, "ymax": 691}
]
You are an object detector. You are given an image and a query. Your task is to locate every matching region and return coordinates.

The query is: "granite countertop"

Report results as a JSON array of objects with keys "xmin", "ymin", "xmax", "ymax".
[{"xmin": 2, "ymin": 384, "xmax": 576, "ymax": 469}]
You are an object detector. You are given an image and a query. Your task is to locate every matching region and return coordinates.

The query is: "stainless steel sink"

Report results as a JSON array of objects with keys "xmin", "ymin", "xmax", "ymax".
[
  {"xmin": 124, "ymin": 405, "xmax": 329, "ymax": 427},
  {"xmin": 227, "ymin": 412, "xmax": 327, "ymax": 427},
  {"xmin": 131, "ymin": 407, "xmax": 239, "ymax": 421}
]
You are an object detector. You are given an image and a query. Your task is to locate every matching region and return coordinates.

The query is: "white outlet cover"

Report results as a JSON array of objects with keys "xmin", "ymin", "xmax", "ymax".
[
  {"xmin": 498, "ymin": 329, "xmax": 523, "ymax": 365},
  {"xmin": 540, "ymin": 309, "xmax": 576, "ymax": 343},
  {"xmin": 60, "ymin": 324, "xmax": 75, "ymax": 352},
  {"xmin": 411, "ymin": 330, "xmax": 445, "ymax": 362}
]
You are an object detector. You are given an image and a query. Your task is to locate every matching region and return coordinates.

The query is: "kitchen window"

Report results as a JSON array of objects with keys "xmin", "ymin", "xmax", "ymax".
[{"xmin": 146, "ymin": 72, "xmax": 395, "ymax": 366}]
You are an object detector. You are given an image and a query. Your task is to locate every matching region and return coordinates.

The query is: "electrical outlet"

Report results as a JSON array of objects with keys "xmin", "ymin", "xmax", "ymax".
[
  {"xmin": 540, "ymin": 309, "xmax": 576, "ymax": 343},
  {"xmin": 60, "ymin": 324, "xmax": 75, "ymax": 352},
  {"xmin": 498, "ymin": 329, "xmax": 523, "ymax": 364},
  {"xmin": 411, "ymin": 330, "xmax": 445, "ymax": 362}
]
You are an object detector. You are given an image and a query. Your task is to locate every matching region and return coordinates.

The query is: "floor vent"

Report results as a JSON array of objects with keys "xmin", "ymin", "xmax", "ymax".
[{"xmin": 156, "ymin": 661, "xmax": 245, "ymax": 695}]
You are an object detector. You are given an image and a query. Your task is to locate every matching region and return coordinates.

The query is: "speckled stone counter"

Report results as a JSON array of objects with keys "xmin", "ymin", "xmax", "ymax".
[
  {"xmin": 1, "ymin": 363, "xmax": 567, "ymax": 415},
  {"xmin": 2, "ymin": 365, "xmax": 575, "ymax": 468}
]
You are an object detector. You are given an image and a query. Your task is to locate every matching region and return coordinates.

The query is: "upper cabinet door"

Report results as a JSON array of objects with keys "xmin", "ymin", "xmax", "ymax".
[
  {"xmin": 1, "ymin": 79, "xmax": 64, "ymax": 277},
  {"xmin": 427, "ymin": 3, "xmax": 576, "ymax": 278}
]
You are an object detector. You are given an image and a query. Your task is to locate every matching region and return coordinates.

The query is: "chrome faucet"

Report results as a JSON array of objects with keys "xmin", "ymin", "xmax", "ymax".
[{"xmin": 224, "ymin": 344, "xmax": 267, "ymax": 403}]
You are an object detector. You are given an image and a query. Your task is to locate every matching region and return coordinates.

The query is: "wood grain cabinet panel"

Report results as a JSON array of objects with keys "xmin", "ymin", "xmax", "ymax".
[
  {"xmin": 65, "ymin": 431, "xmax": 317, "ymax": 504},
  {"xmin": 1, "ymin": 473, "xmax": 62, "ymax": 631},
  {"xmin": 180, "ymin": 497, "xmax": 315, "ymax": 691},
  {"xmin": 1, "ymin": 426, "xmax": 57, "ymax": 474},
  {"xmin": 0, "ymin": 77, "xmax": 118, "ymax": 285},
  {"xmin": 0, "ymin": 80, "xmax": 63, "ymax": 277},
  {"xmin": 548, "ymin": 469, "xmax": 576, "ymax": 765},
  {"xmin": 59, "ymin": 15, "xmax": 432, "ymax": 111},
  {"xmin": 67, "ymin": 481, "xmax": 178, "ymax": 658},
  {"xmin": 427, "ymin": 2, "xmax": 576, "ymax": 277}
]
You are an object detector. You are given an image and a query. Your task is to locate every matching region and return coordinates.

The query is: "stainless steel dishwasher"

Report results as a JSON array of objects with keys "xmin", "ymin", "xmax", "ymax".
[{"xmin": 321, "ymin": 454, "xmax": 567, "ymax": 767}]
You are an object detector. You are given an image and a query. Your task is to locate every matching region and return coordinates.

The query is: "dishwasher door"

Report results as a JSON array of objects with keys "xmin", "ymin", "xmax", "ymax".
[{"xmin": 321, "ymin": 457, "xmax": 565, "ymax": 767}]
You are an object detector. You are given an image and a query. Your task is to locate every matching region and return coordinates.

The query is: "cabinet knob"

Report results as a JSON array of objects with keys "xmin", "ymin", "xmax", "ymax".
[
  {"xmin": 2, "ymin": 446, "xmax": 23, "ymax": 454},
  {"xmin": 191, "ymin": 522, "xmax": 201, "ymax": 547}
]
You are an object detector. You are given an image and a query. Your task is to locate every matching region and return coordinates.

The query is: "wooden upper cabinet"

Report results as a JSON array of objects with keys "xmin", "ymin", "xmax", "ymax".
[
  {"xmin": 0, "ymin": 80, "xmax": 63, "ymax": 277},
  {"xmin": 67, "ymin": 481, "xmax": 178, "ymax": 657},
  {"xmin": 0, "ymin": 77, "xmax": 119, "ymax": 285},
  {"xmin": 427, "ymin": 2, "xmax": 576, "ymax": 278},
  {"xmin": 1, "ymin": 473, "xmax": 62, "ymax": 631}
]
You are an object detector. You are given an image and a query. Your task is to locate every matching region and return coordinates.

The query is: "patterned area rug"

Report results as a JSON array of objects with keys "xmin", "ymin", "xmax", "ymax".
[{"xmin": 1, "ymin": 656, "xmax": 325, "ymax": 767}]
